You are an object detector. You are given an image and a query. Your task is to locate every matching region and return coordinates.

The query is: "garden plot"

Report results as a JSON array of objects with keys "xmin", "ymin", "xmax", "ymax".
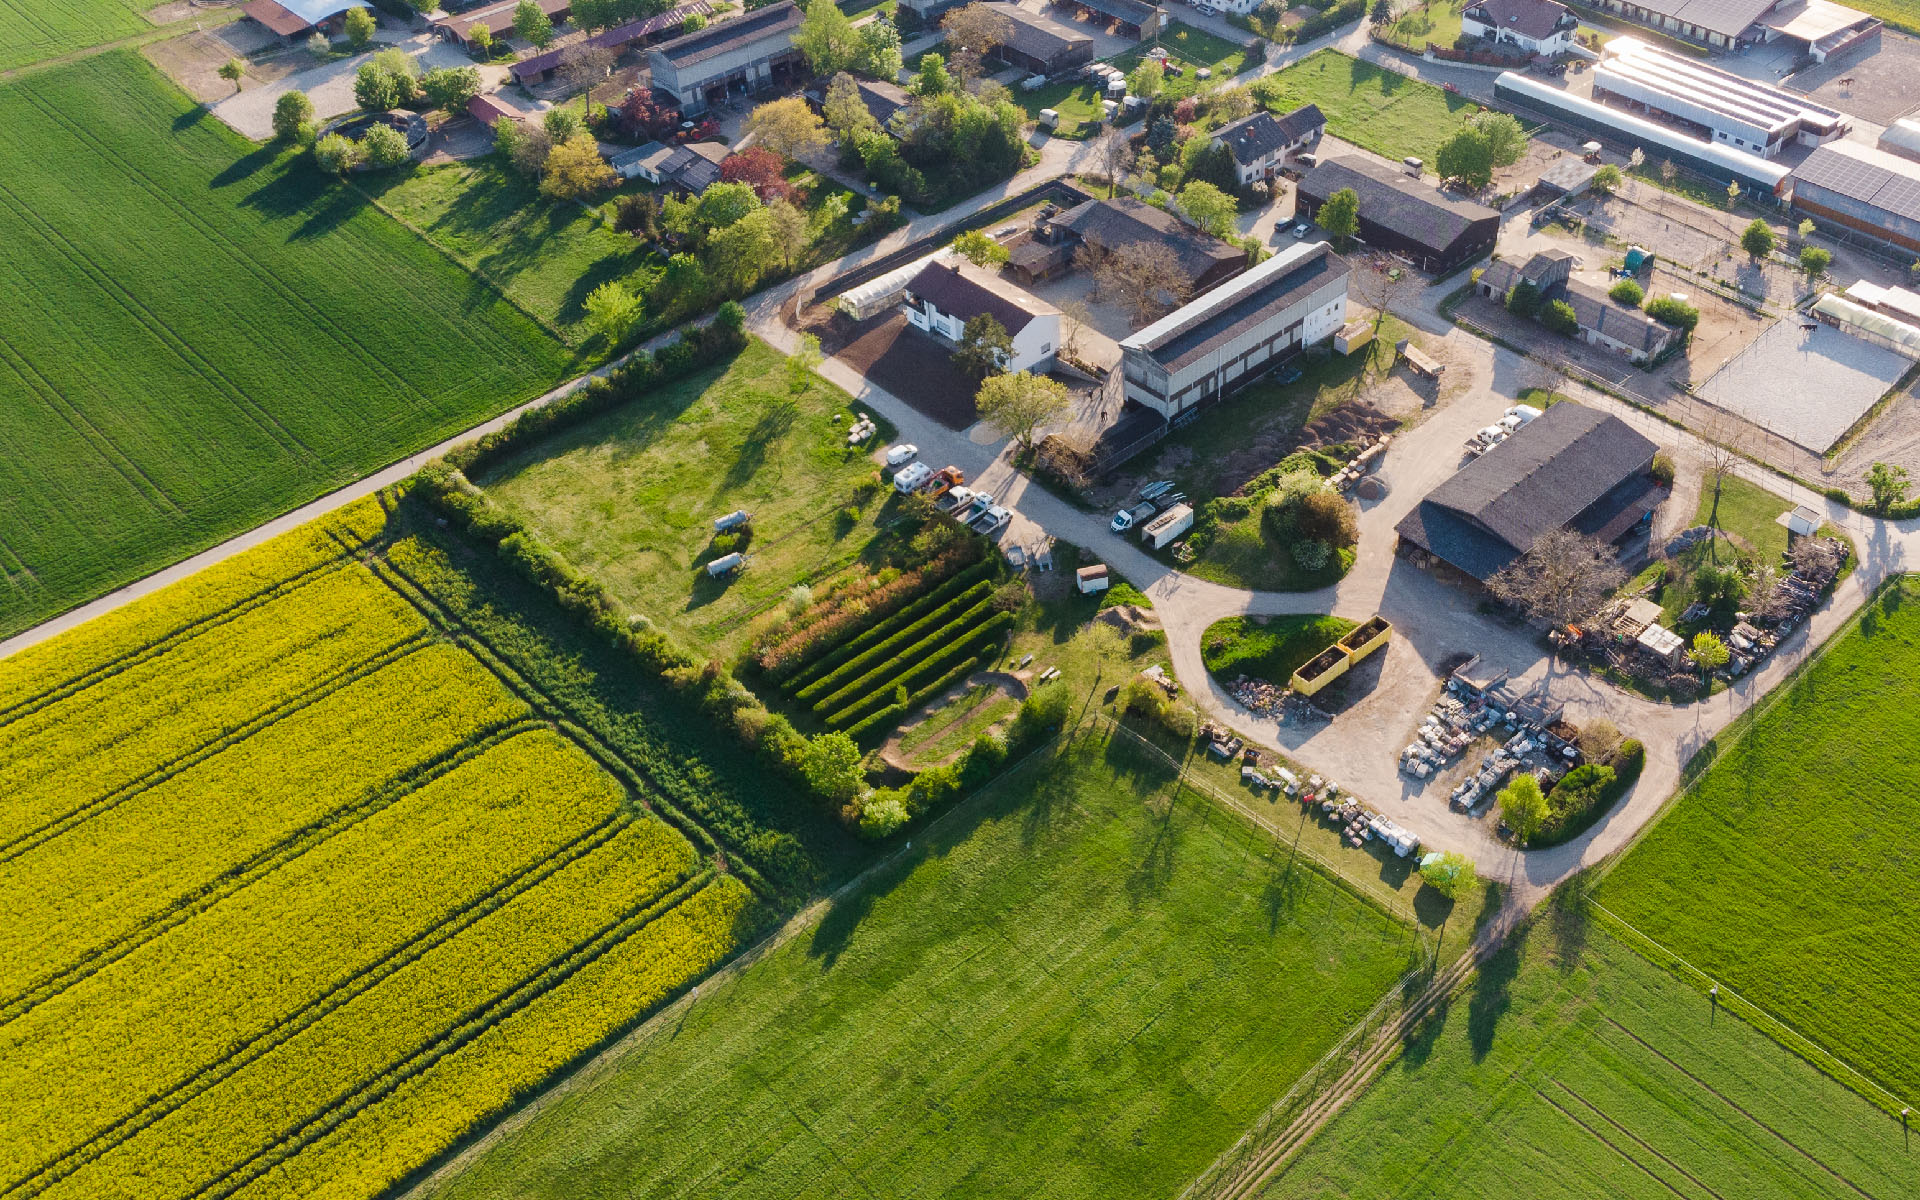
[{"xmin": 1695, "ymin": 316, "xmax": 1909, "ymax": 452}]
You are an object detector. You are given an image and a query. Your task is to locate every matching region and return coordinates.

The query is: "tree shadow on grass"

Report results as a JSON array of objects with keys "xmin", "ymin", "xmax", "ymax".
[
  {"xmin": 1467, "ymin": 921, "xmax": 1528, "ymax": 1062},
  {"xmin": 718, "ymin": 400, "xmax": 799, "ymax": 494},
  {"xmin": 210, "ymin": 142, "xmax": 282, "ymax": 190},
  {"xmin": 241, "ymin": 159, "xmax": 373, "ymax": 241}
]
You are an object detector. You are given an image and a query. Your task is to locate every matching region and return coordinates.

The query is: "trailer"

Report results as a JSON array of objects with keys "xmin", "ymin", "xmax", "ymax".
[
  {"xmin": 1397, "ymin": 339, "xmax": 1444, "ymax": 380},
  {"xmin": 705, "ymin": 552, "xmax": 745, "ymax": 578},
  {"xmin": 1141, "ymin": 503, "xmax": 1193, "ymax": 549},
  {"xmin": 1076, "ymin": 564, "xmax": 1110, "ymax": 594},
  {"xmin": 712, "ymin": 509, "xmax": 751, "ymax": 533}
]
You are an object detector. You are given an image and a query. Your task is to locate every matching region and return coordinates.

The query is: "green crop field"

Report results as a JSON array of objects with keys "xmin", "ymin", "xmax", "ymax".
[
  {"xmin": 1260, "ymin": 922, "xmax": 1915, "ymax": 1198},
  {"xmin": 0, "ymin": 0, "xmax": 153, "ymax": 72},
  {"xmin": 479, "ymin": 338, "xmax": 901, "ymax": 657},
  {"xmin": 415, "ymin": 727, "xmax": 1420, "ymax": 1200},
  {"xmin": 1252, "ymin": 50, "xmax": 1480, "ymax": 165},
  {"xmin": 0, "ymin": 52, "xmax": 571, "ymax": 639},
  {"xmin": 1599, "ymin": 575, "xmax": 1920, "ymax": 1104},
  {"xmin": 0, "ymin": 490, "xmax": 846, "ymax": 1200},
  {"xmin": 1203, "ymin": 614, "xmax": 1356, "ymax": 683}
]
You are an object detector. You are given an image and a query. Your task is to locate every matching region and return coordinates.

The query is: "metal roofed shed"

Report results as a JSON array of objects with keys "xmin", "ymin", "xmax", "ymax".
[
  {"xmin": 1493, "ymin": 72, "xmax": 1791, "ymax": 198},
  {"xmin": 980, "ymin": 3, "xmax": 1095, "ymax": 76},
  {"xmin": 242, "ymin": 0, "xmax": 367, "ymax": 37},
  {"xmin": 1395, "ymin": 402, "xmax": 1661, "ymax": 582},
  {"xmin": 1586, "ymin": 0, "xmax": 1778, "ymax": 46},
  {"xmin": 511, "ymin": 2, "xmax": 715, "ymax": 82},
  {"xmin": 1593, "ymin": 36, "xmax": 1849, "ymax": 159},
  {"xmin": 1295, "ymin": 157, "xmax": 1501, "ymax": 274},
  {"xmin": 1880, "ymin": 118, "xmax": 1920, "ymax": 165},
  {"xmin": 1778, "ymin": 505, "xmax": 1821, "ymax": 537},
  {"xmin": 1637, "ymin": 622, "xmax": 1685, "ymax": 666},
  {"xmin": 1810, "ymin": 293, "xmax": 1920, "ymax": 360},
  {"xmin": 1844, "ymin": 279, "xmax": 1920, "ymax": 325},
  {"xmin": 434, "ymin": 0, "xmax": 568, "ymax": 46},
  {"xmin": 835, "ymin": 250, "xmax": 941, "ymax": 320},
  {"xmin": 1076, "ymin": 564, "xmax": 1110, "ymax": 593}
]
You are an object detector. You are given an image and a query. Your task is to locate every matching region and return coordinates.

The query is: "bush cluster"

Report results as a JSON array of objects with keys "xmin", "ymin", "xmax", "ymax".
[
  {"xmin": 853, "ymin": 682, "xmax": 1071, "ymax": 837},
  {"xmin": 1532, "ymin": 737, "xmax": 1644, "ymax": 847}
]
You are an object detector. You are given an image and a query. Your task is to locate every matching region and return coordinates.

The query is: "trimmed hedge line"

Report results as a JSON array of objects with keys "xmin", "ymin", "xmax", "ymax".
[
  {"xmin": 845, "ymin": 652, "xmax": 987, "ymax": 744},
  {"xmin": 785, "ymin": 560, "xmax": 996, "ymax": 693},
  {"xmin": 825, "ymin": 612, "xmax": 1013, "ymax": 729},
  {"xmin": 798, "ymin": 583, "xmax": 992, "ymax": 705},
  {"xmin": 1534, "ymin": 738, "xmax": 1644, "ymax": 848},
  {"xmin": 812, "ymin": 596, "xmax": 996, "ymax": 716}
]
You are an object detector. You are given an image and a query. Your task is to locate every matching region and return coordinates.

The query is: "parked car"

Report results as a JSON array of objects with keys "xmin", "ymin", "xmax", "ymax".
[
  {"xmin": 1504, "ymin": 404, "xmax": 1543, "ymax": 427},
  {"xmin": 971, "ymin": 506, "xmax": 1011, "ymax": 535},
  {"xmin": 1292, "ymin": 223, "xmax": 1311, "ymax": 239},
  {"xmin": 936, "ymin": 486, "xmax": 975, "ymax": 513},
  {"xmin": 885, "ymin": 443, "xmax": 918, "ymax": 467},
  {"xmin": 962, "ymin": 491, "xmax": 995, "ymax": 520}
]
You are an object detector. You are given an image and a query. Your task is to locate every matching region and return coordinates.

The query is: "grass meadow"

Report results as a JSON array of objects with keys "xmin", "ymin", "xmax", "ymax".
[
  {"xmin": 1202, "ymin": 614, "xmax": 1356, "ymax": 684},
  {"xmin": 1260, "ymin": 921, "xmax": 1915, "ymax": 1199},
  {"xmin": 0, "ymin": 52, "xmax": 571, "ymax": 639},
  {"xmin": 1598, "ymin": 575, "xmax": 1920, "ymax": 1104},
  {"xmin": 479, "ymin": 338, "xmax": 900, "ymax": 658},
  {"xmin": 1252, "ymin": 50, "xmax": 1481, "ymax": 165},
  {"xmin": 0, "ymin": 492, "xmax": 833, "ymax": 1200},
  {"xmin": 0, "ymin": 0, "xmax": 152, "ymax": 72},
  {"xmin": 416, "ymin": 727, "xmax": 1420, "ymax": 1200}
]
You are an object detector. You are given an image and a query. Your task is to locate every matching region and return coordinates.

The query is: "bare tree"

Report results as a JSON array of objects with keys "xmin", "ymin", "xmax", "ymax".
[
  {"xmin": 940, "ymin": 3, "xmax": 1010, "ymax": 87},
  {"xmin": 561, "ymin": 43, "xmax": 617, "ymax": 115},
  {"xmin": 1697, "ymin": 417, "xmax": 1747, "ymax": 561},
  {"xmin": 1097, "ymin": 128, "xmax": 1134, "ymax": 199},
  {"xmin": 1486, "ymin": 529, "xmax": 1628, "ymax": 629},
  {"xmin": 1059, "ymin": 297, "xmax": 1092, "ymax": 365},
  {"xmin": 1092, "ymin": 242, "xmax": 1193, "ymax": 324},
  {"xmin": 1352, "ymin": 266, "xmax": 1417, "ymax": 330},
  {"xmin": 1526, "ymin": 355, "xmax": 1569, "ymax": 406}
]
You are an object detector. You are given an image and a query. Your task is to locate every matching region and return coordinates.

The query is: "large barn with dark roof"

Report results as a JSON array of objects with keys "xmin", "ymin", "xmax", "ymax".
[
  {"xmin": 1295, "ymin": 157, "xmax": 1500, "ymax": 274},
  {"xmin": 1395, "ymin": 402, "xmax": 1662, "ymax": 582}
]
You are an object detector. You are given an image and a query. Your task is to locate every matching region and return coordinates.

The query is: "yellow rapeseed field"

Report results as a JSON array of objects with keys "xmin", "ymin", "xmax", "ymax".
[{"xmin": 0, "ymin": 500, "xmax": 756, "ymax": 1200}]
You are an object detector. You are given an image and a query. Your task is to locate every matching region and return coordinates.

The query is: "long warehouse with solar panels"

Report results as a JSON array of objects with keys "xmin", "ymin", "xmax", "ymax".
[
  {"xmin": 1593, "ymin": 36, "xmax": 1849, "ymax": 158},
  {"xmin": 1790, "ymin": 141, "xmax": 1920, "ymax": 254}
]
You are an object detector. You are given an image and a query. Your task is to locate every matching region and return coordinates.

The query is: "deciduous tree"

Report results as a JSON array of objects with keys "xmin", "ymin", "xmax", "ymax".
[
  {"xmin": 218, "ymin": 57, "xmax": 246, "ymax": 95},
  {"xmin": 1867, "ymin": 461, "xmax": 1911, "ymax": 514},
  {"xmin": 706, "ymin": 207, "xmax": 778, "ymax": 293},
  {"xmin": 721, "ymin": 146, "xmax": 799, "ymax": 203},
  {"xmin": 950, "ymin": 228, "xmax": 1008, "ymax": 268},
  {"xmin": 1485, "ymin": 528, "xmax": 1626, "ymax": 629},
  {"xmin": 354, "ymin": 51, "xmax": 418, "ymax": 111},
  {"xmin": 1591, "ymin": 163, "xmax": 1621, "ymax": 195},
  {"xmin": 767, "ymin": 196, "xmax": 810, "ymax": 268},
  {"xmin": 344, "ymin": 6, "xmax": 375, "ymax": 49},
  {"xmin": 313, "ymin": 132, "xmax": 360, "ymax": 173},
  {"xmin": 614, "ymin": 192, "xmax": 658, "ymax": 237},
  {"xmin": 1127, "ymin": 57, "xmax": 1164, "ymax": 101},
  {"xmin": 795, "ymin": 0, "xmax": 863, "ymax": 74},
  {"xmin": 1316, "ymin": 186, "xmax": 1359, "ymax": 244},
  {"xmin": 788, "ymin": 332, "xmax": 823, "ymax": 392},
  {"xmin": 422, "ymin": 65, "xmax": 481, "ymax": 113},
  {"xmin": 619, "ymin": 89, "xmax": 679, "ymax": 140},
  {"xmin": 513, "ymin": 0, "xmax": 556, "ymax": 49},
  {"xmin": 467, "ymin": 23, "xmax": 493, "ymax": 58},
  {"xmin": 1740, "ymin": 217, "xmax": 1776, "ymax": 260},
  {"xmin": 858, "ymin": 16, "xmax": 904, "ymax": 80},
  {"xmin": 1499, "ymin": 773, "xmax": 1548, "ymax": 844},
  {"xmin": 941, "ymin": 3, "xmax": 1010, "ymax": 85},
  {"xmin": 1799, "ymin": 244, "xmax": 1831, "ymax": 282},
  {"xmin": 1541, "ymin": 298, "xmax": 1580, "ymax": 336},
  {"xmin": 1691, "ymin": 630, "xmax": 1730, "ymax": 675},
  {"xmin": 911, "ymin": 52, "xmax": 953, "ymax": 96},
  {"xmin": 745, "ymin": 96, "xmax": 829, "ymax": 159},
  {"xmin": 694, "ymin": 180, "xmax": 763, "ymax": 230},
  {"xmin": 560, "ymin": 43, "xmax": 616, "ymax": 113},
  {"xmin": 1435, "ymin": 126, "xmax": 1493, "ymax": 190},
  {"xmin": 952, "ymin": 313, "xmax": 1012, "ymax": 378},
  {"xmin": 539, "ymin": 138, "xmax": 614, "ymax": 200},
  {"xmin": 543, "ymin": 105, "xmax": 584, "ymax": 144},
  {"xmin": 1176, "ymin": 180, "xmax": 1236, "ymax": 238},
  {"xmin": 272, "ymin": 89, "xmax": 314, "ymax": 141},
  {"xmin": 977, "ymin": 371, "xmax": 1069, "ymax": 450},
  {"xmin": 802, "ymin": 731, "xmax": 865, "ymax": 805},
  {"xmin": 1419, "ymin": 850, "xmax": 1476, "ymax": 899},
  {"xmin": 1084, "ymin": 241, "xmax": 1192, "ymax": 324},
  {"xmin": 584, "ymin": 280, "xmax": 641, "ymax": 344},
  {"xmin": 360, "ymin": 121, "xmax": 412, "ymax": 168},
  {"xmin": 823, "ymin": 72, "xmax": 877, "ymax": 139},
  {"xmin": 1467, "ymin": 110, "xmax": 1525, "ymax": 168}
]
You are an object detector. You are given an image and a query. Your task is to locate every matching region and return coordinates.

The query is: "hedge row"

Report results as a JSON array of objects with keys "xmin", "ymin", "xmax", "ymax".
[
  {"xmin": 825, "ymin": 611, "xmax": 1014, "ymax": 730},
  {"xmin": 844, "ymin": 653, "xmax": 987, "ymax": 744},
  {"xmin": 797, "ymin": 582, "xmax": 992, "ymax": 705},
  {"xmin": 785, "ymin": 560, "xmax": 996, "ymax": 693},
  {"xmin": 812, "ymin": 596, "xmax": 997, "ymax": 716},
  {"xmin": 1534, "ymin": 738, "xmax": 1645, "ymax": 848}
]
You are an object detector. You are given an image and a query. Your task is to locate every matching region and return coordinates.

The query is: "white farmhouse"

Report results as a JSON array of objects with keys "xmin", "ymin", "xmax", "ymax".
[
  {"xmin": 902, "ymin": 258, "xmax": 1062, "ymax": 374},
  {"xmin": 1461, "ymin": 0, "xmax": 1580, "ymax": 55},
  {"xmin": 1210, "ymin": 104, "xmax": 1325, "ymax": 186}
]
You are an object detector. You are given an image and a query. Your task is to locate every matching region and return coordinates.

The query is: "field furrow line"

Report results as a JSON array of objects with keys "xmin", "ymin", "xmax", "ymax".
[
  {"xmin": 0, "ymin": 708, "xmax": 533, "ymax": 1028},
  {"xmin": 1533, "ymin": 1086, "xmax": 1696, "ymax": 1200},
  {"xmin": 0, "ymin": 554, "xmax": 346, "ymax": 727},
  {"xmin": 0, "ymin": 298, "xmax": 182, "ymax": 517},
  {"xmin": 1551, "ymin": 1079, "xmax": 1729, "ymax": 1200},
  {"xmin": 1598, "ymin": 1014, "xmax": 1884, "ymax": 1200},
  {"xmin": 7, "ymin": 81, "xmax": 429, "ymax": 409},
  {"xmin": 0, "ymin": 168, "xmax": 315, "ymax": 465},
  {"xmin": 8, "ymin": 805, "xmax": 647, "ymax": 1198},
  {"xmin": 0, "ymin": 632, "xmax": 431, "ymax": 868},
  {"xmin": 182, "ymin": 869, "xmax": 720, "ymax": 1200},
  {"xmin": 0, "ymin": 533, "xmax": 37, "ymax": 596}
]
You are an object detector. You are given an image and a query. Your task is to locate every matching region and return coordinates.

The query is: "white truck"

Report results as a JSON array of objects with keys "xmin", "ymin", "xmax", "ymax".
[{"xmin": 1141, "ymin": 503, "xmax": 1193, "ymax": 550}]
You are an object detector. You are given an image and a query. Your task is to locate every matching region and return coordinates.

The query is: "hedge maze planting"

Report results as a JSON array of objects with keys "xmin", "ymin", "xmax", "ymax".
[
  {"xmin": 0, "ymin": 497, "xmax": 785, "ymax": 1200},
  {"xmin": 774, "ymin": 559, "xmax": 1010, "ymax": 738}
]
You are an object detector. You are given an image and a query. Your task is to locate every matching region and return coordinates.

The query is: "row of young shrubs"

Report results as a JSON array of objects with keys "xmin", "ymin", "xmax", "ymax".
[
  {"xmin": 1533, "ymin": 738, "xmax": 1645, "ymax": 848},
  {"xmin": 825, "ymin": 611, "xmax": 1015, "ymax": 731},
  {"xmin": 844, "ymin": 652, "xmax": 989, "ymax": 744},
  {"xmin": 811, "ymin": 592, "xmax": 997, "ymax": 715},
  {"xmin": 754, "ymin": 542, "xmax": 984, "ymax": 679},
  {"xmin": 785, "ymin": 560, "xmax": 996, "ymax": 693},
  {"xmin": 794, "ymin": 578, "xmax": 993, "ymax": 704}
]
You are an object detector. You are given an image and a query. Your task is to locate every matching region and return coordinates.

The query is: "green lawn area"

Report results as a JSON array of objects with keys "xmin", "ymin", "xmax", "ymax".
[
  {"xmin": 1020, "ymin": 78, "xmax": 1109, "ymax": 138},
  {"xmin": 1598, "ymin": 575, "xmax": 1920, "ymax": 1104},
  {"xmin": 1260, "ymin": 921, "xmax": 1913, "ymax": 1198},
  {"xmin": 1202, "ymin": 614, "xmax": 1356, "ymax": 684},
  {"xmin": 1378, "ymin": 0, "xmax": 1466, "ymax": 50},
  {"xmin": 1848, "ymin": 0, "xmax": 1920, "ymax": 32},
  {"xmin": 0, "ymin": 0, "xmax": 152, "ymax": 71},
  {"xmin": 476, "ymin": 338, "xmax": 900, "ymax": 658},
  {"xmin": 363, "ymin": 163, "xmax": 663, "ymax": 344},
  {"xmin": 415, "ymin": 726, "xmax": 1419, "ymax": 1200},
  {"xmin": 0, "ymin": 52, "xmax": 572, "ymax": 640},
  {"xmin": 1252, "ymin": 49, "xmax": 1480, "ymax": 165},
  {"xmin": 1111, "ymin": 23, "xmax": 1256, "ymax": 103}
]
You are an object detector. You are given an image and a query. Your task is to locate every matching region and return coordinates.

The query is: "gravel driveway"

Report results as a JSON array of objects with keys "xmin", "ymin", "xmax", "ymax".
[{"xmin": 212, "ymin": 32, "xmax": 496, "ymax": 141}]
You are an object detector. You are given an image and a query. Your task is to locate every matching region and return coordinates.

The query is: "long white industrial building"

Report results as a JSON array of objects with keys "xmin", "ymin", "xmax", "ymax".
[{"xmin": 1593, "ymin": 36, "xmax": 1848, "ymax": 158}]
